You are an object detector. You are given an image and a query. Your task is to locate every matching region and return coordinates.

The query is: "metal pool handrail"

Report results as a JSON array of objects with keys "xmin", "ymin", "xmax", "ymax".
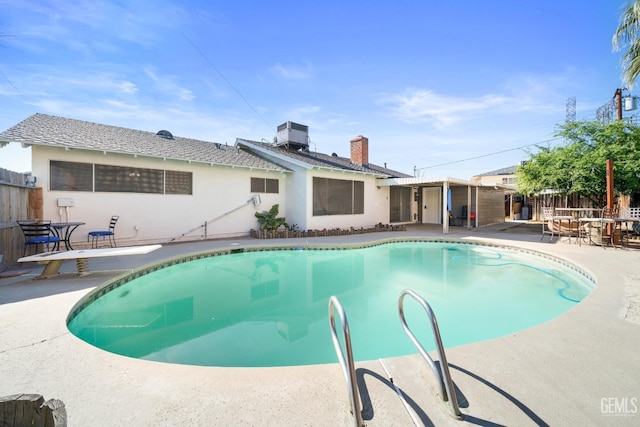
[
  {"xmin": 328, "ymin": 296, "xmax": 363, "ymax": 427},
  {"xmin": 398, "ymin": 288, "xmax": 463, "ymax": 420}
]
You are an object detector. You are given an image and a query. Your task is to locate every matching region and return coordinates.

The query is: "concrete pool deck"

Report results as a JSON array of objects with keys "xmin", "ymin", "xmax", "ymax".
[{"xmin": 1, "ymin": 222, "xmax": 639, "ymax": 426}]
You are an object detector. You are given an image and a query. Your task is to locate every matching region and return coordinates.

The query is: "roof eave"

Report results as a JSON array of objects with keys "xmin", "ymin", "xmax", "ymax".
[
  {"xmin": 313, "ymin": 165, "xmax": 391, "ymax": 177},
  {"xmin": 377, "ymin": 176, "xmax": 480, "ymax": 187},
  {"xmin": 26, "ymin": 141, "xmax": 287, "ymax": 173}
]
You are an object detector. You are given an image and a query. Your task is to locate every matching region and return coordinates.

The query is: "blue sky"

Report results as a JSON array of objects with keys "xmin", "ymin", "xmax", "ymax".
[{"xmin": 0, "ymin": 0, "xmax": 632, "ymax": 178}]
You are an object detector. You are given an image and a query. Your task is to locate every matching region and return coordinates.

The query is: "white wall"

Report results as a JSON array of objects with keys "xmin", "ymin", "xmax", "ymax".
[
  {"xmin": 32, "ymin": 146, "xmax": 287, "ymax": 246},
  {"xmin": 283, "ymin": 165, "xmax": 309, "ymax": 230},
  {"xmin": 258, "ymin": 160, "xmax": 390, "ymax": 232},
  {"xmin": 304, "ymin": 169, "xmax": 389, "ymax": 230}
]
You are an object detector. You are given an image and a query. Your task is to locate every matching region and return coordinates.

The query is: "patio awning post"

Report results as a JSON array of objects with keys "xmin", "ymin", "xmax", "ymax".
[{"xmin": 607, "ymin": 159, "xmax": 614, "ymax": 235}]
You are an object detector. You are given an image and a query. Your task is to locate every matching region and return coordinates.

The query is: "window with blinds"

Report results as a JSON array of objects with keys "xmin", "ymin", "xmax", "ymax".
[
  {"xmin": 50, "ymin": 160, "xmax": 192, "ymax": 194},
  {"xmin": 313, "ymin": 177, "xmax": 364, "ymax": 216},
  {"xmin": 166, "ymin": 170, "xmax": 193, "ymax": 194},
  {"xmin": 50, "ymin": 161, "xmax": 93, "ymax": 191},
  {"xmin": 95, "ymin": 165, "xmax": 164, "ymax": 193},
  {"xmin": 251, "ymin": 177, "xmax": 279, "ymax": 193}
]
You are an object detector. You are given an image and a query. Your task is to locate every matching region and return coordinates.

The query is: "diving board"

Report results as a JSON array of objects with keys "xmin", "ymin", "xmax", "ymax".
[{"xmin": 18, "ymin": 245, "xmax": 162, "ymax": 279}]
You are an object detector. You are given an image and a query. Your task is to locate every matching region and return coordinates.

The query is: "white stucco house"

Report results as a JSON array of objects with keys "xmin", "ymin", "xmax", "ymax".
[{"xmin": 0, "ymin": 113, "xmax": 506, "ymax": 248}]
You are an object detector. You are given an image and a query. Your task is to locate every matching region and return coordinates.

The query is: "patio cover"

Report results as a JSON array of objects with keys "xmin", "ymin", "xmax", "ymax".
[{"xmin": 376, "ymin": 176, "xmax": 512, "ymax": 234}]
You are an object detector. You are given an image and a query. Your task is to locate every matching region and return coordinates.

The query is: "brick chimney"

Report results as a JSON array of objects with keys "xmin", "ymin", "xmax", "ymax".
[{"xmin": 350, "ymin": 135, "xmax": 369, "ymax": 166}]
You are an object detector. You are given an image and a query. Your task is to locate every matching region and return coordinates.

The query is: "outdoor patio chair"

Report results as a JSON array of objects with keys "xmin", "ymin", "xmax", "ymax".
[
  {"xmin": 614, "ymin": 207, "xmax": 640, "ymax": 248},
  {"xmin": 454, "ymin": 205, "xmax": 467, "ymax": 226},
  {"xmin": 17, "ymin": 219, "xmax": 61, "ymax": 256},
  {"xmin": 540, "ymin": 207, "xmax": 555, "ymax": 241},
  {"xmin": 577, "ymin": 212, "xmax": 602, "ymax": 246},
  {"xmin": 599, "ymin": 207, "xmax": 619, "ymax": 248},
  {"xmin": 88, "ymin": 215, "xmax": 119, "ymax": 248}
]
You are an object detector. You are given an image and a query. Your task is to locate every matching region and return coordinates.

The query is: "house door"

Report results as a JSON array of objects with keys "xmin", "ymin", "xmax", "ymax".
[
  {"xmin": 390, "ymin": 186, "xmax": 412, "ymax": 222},
  {"xmin": 422, "ymin": 187, "xmax": 441, "ymax": 224}
]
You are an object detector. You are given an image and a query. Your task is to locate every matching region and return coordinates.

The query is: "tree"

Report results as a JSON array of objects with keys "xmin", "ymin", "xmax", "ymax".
[
  {"xmin": 516, "ymin": 120, "xmax": 640, "ymax": 206},
  {"xmin": 613, "ymin": 0, "xmax": 640, "ymax": 88}
]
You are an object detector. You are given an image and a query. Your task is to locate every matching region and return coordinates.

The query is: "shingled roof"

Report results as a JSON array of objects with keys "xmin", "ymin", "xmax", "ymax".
[
  {"xmin": 473, "ymin": 165, "xmax": 517, "ymax": 177},
  {"xmin": 236, "ymin": 138, "xmax": 411, "ymax": 178},
  {"xmin": 0, "ymin": 113, "xmax": 287, "ymax": 172}
]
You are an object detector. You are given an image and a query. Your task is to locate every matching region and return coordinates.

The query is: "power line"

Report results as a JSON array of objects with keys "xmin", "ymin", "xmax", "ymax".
[
  {"xmin": 0, "ymin": 67, "xmax": 25, "ymax": 100},
  {"xmin": 414, "ymin": 137, "xmax": 563, "ymax": 172},
  {"xmin": 0, "ymin": 34, "xmax": 27, "ymax": 101},
  {"xmin": 165, "ymin": 15, "xmax": 275, "ymax": 134}
]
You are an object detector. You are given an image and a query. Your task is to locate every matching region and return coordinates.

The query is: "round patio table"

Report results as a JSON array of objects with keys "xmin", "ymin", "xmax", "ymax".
[{"xmin": 51, "ymin": 222, "xmax": 85, "ymax": 251}]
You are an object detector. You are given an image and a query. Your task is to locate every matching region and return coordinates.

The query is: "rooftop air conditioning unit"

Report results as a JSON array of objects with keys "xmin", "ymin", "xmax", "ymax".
[{"xmin": 276, "ymin": 121, "xmax": 309, "ymax": 150}]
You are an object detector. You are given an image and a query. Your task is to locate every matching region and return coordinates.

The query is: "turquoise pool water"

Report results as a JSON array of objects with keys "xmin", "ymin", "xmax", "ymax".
[{"xmin": 67, "ymin": 241, "xmax": 594, "ymax": 367}]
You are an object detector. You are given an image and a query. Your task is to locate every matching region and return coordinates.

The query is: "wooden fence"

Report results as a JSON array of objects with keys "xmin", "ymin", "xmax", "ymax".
[{"xmin": 0, "ymin": 168, "xmax": 43, "ymax": 267}]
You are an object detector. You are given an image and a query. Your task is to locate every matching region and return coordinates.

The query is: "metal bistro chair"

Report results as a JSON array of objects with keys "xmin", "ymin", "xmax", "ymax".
[
  {"xmin": 577, "ymin": 209, "xmax": 602, "ymax": 246},
  {"xmin": 600, "ymin": 207, "xmax": 619, "ymax": 248},
  {"xmin": 17, "ymin": 220, "xmax": 61, "ymax": 256},
  {"xmin": 618, "ymin": 208, "xmax": 633, "ymax": 247},
  {"xmin": 540, "ymin": 207, "xmax": 555, "ymax": 241},
  {"xmin": 88, "ymin": 216, "xmax": 119, "ymax": 249}
]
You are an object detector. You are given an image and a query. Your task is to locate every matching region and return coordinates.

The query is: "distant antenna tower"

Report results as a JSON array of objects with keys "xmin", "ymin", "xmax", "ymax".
[
  {"xmin": 596, "ymin": 99, "xmax": 615, "ymax": 124},
  {"xmin": 566, "ymin": 96, "xmax": 576, "ymax": 122}
]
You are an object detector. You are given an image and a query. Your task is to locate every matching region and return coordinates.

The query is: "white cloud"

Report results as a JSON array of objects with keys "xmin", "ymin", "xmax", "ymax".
[
  {"xmin": 376, "ymin": 70, "xmax": 577, "ymax": 128},
  {"xmin": 285, "ymin": 105, "xmax": 321, "ymax": 116},
  {"xmin": 279, "ymin": 107, "xmax": 360, "ymax": 130},
  {"xmin": 66, "ymin": 75, "xmax": 139, "ymax": 95},
  {"xmin": 500, "ymin": 73, "xmax": 570, "ymax": 114},
  {"xmin": 0, "ymin": 69, "xmax": 139, "ymax": 99},
  {"xmin": 116, "ymin": 80, "xmax": 138, "ymax": 94},
  {"xmin": 144, "ymin": 68, "xmax": 194, "ymax": 101},
  {"xmin": 377, "ymin": 89, "xmax": 511, "ymax": 128},
  {"xmin": 269, "ymin": 62, "xmax": 313, "ymax": 80},
  {"xmin": 27, "ymin": 97, "xmax": 253, "ymax": 144}
]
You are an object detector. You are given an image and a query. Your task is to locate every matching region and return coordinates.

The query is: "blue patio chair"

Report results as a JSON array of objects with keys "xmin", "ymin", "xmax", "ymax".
[
  {"xmin": 454, "ymin": 205, "xmax": 467, "ymax": 226},
  {"xmin": 88, "ymin": 215, "xmax": 119, "ymax": 248},
  {"xmin": 17, "ymin": 220, "xmax": 61, "ymax": 256}
]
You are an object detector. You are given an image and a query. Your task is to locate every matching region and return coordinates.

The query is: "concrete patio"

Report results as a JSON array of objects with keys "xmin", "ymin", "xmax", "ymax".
[{"xmin": 1, "ymin": 222, "xmax": 639, "ymax": 426}]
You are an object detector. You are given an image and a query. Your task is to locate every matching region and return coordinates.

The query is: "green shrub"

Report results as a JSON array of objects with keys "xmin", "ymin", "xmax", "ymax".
[{"xmin": 255, "ymin": 204, "xmax": 287, "ymax": 232}]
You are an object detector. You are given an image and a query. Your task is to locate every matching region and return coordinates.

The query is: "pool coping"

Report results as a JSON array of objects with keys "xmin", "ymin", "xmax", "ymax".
[{"xmin": 1, "ymin": 224, "xmax": 639, "ymax": 426}]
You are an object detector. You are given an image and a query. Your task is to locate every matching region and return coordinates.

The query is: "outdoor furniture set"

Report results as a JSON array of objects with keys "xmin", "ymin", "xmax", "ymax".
[
  {"xmin": 541, "ymin": 206, "xmax": 640, "ymax": 248},
  {"xmin": 17, "ymin": 216, "xmax": 119, "ymax": 256},
  {"xmin": 15, "ymin": 216, "xmax": 138, "ymax": 279}
]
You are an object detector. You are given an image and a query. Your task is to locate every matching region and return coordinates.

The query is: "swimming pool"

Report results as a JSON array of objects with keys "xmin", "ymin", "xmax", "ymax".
[{"xmin": 66, "ymin": 240, "xmax": 594, "ymax": 367}]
